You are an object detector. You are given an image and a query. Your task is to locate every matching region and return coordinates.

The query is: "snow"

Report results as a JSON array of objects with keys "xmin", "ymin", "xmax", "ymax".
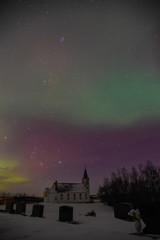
[{"xmin": 0, "ymin": 202, "xmax": 153, "ymax": 240}]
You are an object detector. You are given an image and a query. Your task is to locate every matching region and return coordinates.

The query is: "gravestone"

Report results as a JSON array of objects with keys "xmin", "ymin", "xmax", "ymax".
[
  {"xmin": 5, "ymin": 202, "xmax": 14, "ymax": 213},
  {"xmin": 59, "ymin": 206, "xmax": 73, "ymax": 222},
  {"xmin": 15, "ymin": 201, "xmax": 26, "ymax": 214},
  {"xmin": 31, "ymin": 204, "xmax": 44, "ymax": 218},
  {"xmin": 139, "ymin": 201, "xmax": 160, "ymax": 234},
  {"xmin": 114, "ymin": 202, "xmax": 133, "ymax": 221}
]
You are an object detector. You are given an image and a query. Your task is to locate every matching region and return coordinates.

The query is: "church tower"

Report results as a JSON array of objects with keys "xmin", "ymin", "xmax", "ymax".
[{"xmin": 82, "ymin": 167, "xmax": 90, "ymax": 192}]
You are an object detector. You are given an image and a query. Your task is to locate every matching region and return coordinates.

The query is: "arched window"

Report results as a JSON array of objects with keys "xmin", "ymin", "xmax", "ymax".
[
  {"xmin": 67, "ymin": 193, "xmax": 70, "ymax": 200},
  {"xmin": 73, "ymin": 193, "xmax": 76, "ymax": 200},
  {"xmin": 79, "ymin": 193, "xmax": 82, "ymax": 200},
  {"xmin": 60, "ymin": 194, "xmax": 63, "ymax": 200}
]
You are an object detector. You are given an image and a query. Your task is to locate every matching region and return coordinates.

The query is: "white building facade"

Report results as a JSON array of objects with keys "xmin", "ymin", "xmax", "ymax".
[{"xmin": 44, "ymin": 168, "xmax": 90, "ymax": 203}]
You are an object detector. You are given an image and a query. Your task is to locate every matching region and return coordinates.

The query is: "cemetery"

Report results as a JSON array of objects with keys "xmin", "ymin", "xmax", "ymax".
[{"xmin": 1, "ymin": 201, "xmax": 160, "ymax": 240}]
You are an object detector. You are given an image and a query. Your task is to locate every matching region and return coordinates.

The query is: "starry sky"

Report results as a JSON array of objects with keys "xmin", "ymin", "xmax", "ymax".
[{"xmin": 0, "ymin": 0, "xmax": 160, "ymax": 196}]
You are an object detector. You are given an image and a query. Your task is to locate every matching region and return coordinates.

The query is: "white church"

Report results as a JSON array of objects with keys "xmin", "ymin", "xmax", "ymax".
[{"xmin": 43, "ymin": 168, "xmax": 90, "ymax": 203}]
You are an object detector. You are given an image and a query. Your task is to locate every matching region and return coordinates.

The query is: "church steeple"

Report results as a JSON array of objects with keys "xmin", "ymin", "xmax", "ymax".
[
  {"xmin": 82, "ymin": 167, "xmax": 90, "ymax": 191},
  {"xmin": 83, "ymin": 167, "xmax": 89, "ymax": 179}
]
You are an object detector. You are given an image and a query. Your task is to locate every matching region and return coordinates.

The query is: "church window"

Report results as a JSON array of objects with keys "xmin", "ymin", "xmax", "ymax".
[
  {"xmin": 60, "ymin": 194, "xmax": 63, "ymax": 200},
  {"xmin": 73, "ymin": 193, "xmax": 76, "ymax": 200},
  {"xmin": 79, "ymin": 193, "xmax": 82, "ymax": 200},
  {"xmin": 67, "ymin": 193, "xmax": 70, "ymax": 200}
]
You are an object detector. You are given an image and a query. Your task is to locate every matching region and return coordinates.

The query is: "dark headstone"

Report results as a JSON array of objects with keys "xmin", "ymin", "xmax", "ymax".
[
  {"xmin": 31, "ymin": 204, "xmax": 44, "ymax": 218},
  {"xmin": 5, "ymin": 202, "xmax": 14, "ymax": 213},
  {"xmin": 15, "ymin": 202, "xmax": 26, "ymax": 214},
  {"xmin": 114, "ymin": 202, "xmax": 133, "ymax": 221},
  {"xmin": 139, "ymin": 201, "xmax": 160, "ymax": 234},
  {"xmin": 59, "ymin": 206, "xmax": 73, "ymax": 222}
]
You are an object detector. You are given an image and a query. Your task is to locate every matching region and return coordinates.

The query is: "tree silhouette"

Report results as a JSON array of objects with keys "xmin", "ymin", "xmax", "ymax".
[{"xmin": 98, "ymin": 161, "xmax": 160, "ymax": 206}]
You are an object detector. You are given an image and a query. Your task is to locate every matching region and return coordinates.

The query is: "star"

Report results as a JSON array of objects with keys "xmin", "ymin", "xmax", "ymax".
[
  {"xmin": 59, "ymin": 37, "xmax": 64, "ymax": 43},
  {"xmin": 39, "ymin": 161, "xmax": 44, "ymax": 167},
  {"xmin": 3, "ymin": 136, "xmax": 7, "ymax": 140}
]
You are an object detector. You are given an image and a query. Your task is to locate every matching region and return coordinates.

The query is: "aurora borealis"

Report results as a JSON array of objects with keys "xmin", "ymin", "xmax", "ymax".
[{"xmin": 1, "ymin": 0, "xmax": 160, "ymax": 195}]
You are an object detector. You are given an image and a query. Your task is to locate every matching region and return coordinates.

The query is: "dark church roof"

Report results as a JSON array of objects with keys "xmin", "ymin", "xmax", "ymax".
[{"xmin": 55, "ymin": 183, "xmax": 87, "ymax": 193}]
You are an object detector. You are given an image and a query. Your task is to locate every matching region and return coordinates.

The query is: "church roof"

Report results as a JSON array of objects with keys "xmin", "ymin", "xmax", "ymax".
[{"xmin": 55, "ymin": 182, "xmax": 87, "ymax": 193}]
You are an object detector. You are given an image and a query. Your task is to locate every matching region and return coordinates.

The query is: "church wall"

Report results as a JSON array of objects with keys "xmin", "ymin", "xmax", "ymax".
[
  {"xmin": 48, "ymin": 193, "xmax": 55, "ymax": 202},
  {"xmin": 44, "ymin": 191, "xmax": 90, "ymax": 203},
  {"xmin": 43, "ymin": 192, "xmax": 49, "ymax": 202}
]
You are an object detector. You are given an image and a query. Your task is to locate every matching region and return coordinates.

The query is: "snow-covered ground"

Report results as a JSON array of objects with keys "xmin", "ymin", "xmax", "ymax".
[{"xmin": 0, "ymin": 202, "xmax": 156, "ymax": 240}]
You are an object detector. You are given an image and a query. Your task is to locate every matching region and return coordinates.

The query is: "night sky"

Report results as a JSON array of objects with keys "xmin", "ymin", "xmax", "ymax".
[{"xmin": 1, "ymin": 0, "xmax": 160, "ymax": 196}]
